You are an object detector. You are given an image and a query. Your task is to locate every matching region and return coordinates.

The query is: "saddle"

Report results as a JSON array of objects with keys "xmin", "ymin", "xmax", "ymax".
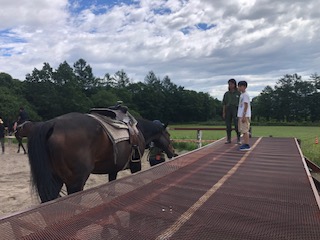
[
  {"xmin": 89, "ymin": 105, "xmax": 141, "ymax": 162},
  {"xmin": 90, "ymin": 106, "xmax": 130, "ymax": 124}
]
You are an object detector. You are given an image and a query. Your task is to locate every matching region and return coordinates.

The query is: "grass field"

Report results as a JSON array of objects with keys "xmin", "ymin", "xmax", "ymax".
[{"xmin": 169, "ymin": 125, "xmax": 320, "ymax": 166}]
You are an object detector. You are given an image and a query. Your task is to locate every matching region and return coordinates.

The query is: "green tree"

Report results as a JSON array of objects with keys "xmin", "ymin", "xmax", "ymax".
[
  {"xmin": 310, "ymin": 73, "xmax": 320, "ymax": 90},
  {"xmin": 136, "ymin": 71, "xmax": 165, "ymax": 120},
  {"xmin": 144, "ymin": 71, "xmax": 160, "ymax": 85},
  {"xmin": 161, "ymin": 76, "xmax": 180, "ymax": 122},
  {"xmin": 0, "ymin": 86, "xmax": 24, "ymax": 125},
  {"xmin": 90, "ymin": 89, "xmax": 118, "ymax": 108},
  {"xmin": 24, "ymin": 63, "xmax": 62, "ymax": 119},
  {"xmin": 53, "ymin": 61, "xmax": 75, "ymax": 86},
  {"xmin": 25, "ymin": 62, "xmax": 53, "ymax": 83},
  {"xmin": 293, "ymin": 79, "xmax": 315, "ymax": 121},
  {"xmin": 0, "ymin": 72, "xmax": 14, "ymax": 88},
  {"xmin": 73, "ymin": 58, "xmax": 97, "ymax": 89},
  {"xmin": 307, "ymin": 73, "xmax": 320, "ymax": 121},
  {"xmin": 57, "ymin": 79, "xmax": 93, "ymax": 114},
  {"xmin": 309, "ymin": 92, "xmax": 320, "ymax": 122},
  {"xmin": 113, "ymin": 69, "xmax": 130, "ymax": 89},
  {"xmin": 24, "ymin": 81, "xmax": 60, "ymax": 120},
  {"xmin": 252, "ymin": 86, "xmax": 274, "ymax": 121},
  {"xmin": 99, "ymin": 73, "xmax": 115, "ymax": 88},
  {"xmin": 273, "ymin": 74, "xmax": 300, "ymax": 121},
  {"xmin": 0, "ymin": 86, "xmax": 40, "ymax": 127}
]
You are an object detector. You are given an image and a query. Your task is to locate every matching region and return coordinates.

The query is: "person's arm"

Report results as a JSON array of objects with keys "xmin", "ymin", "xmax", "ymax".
[
  {"xmin": 222, "ymin": 93, "xmax": 227, "ymax": 120},
  {"xmin": 242, "ymin": 102, "xmax": 248, "ymax": 123}
]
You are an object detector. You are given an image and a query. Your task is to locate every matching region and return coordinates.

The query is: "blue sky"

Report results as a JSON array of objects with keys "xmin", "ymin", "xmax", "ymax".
[{"xmin": 1, "ymin": 0, "xmax": 319, "ymax": 100}]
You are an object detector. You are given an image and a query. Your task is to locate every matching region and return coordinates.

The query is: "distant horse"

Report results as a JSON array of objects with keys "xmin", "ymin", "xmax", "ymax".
[
  {"xmin": 13, "ymin": 122, "xmax": 27, "ymax": 154},
  {"xmin": 15, "ymin": 121, "xmax": 37, "ymax": 138},
  {"xmin": 14, "ymin": 121, "xmax": 38, "ymax": 154},
  {"xmin": 27, "ymin": 112, "xmax": 175, "ymax": 203}
]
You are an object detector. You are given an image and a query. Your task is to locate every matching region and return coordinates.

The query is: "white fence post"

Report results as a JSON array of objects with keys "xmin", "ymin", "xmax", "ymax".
[{"xmin": 197, "ymin": 130, "xmax": 202, "ymax": 148}]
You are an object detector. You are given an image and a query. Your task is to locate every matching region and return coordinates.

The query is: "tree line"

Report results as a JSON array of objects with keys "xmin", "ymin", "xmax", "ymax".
[
  {"xmin": 0, "ymin": 59, "xmax": 220, "ymax": 128},
  {"xmin": 252, "ymin": 73, "xmax": 320, "ymax": 123},
  {"xmin": 0, "ymin": 58, "xmax": 319, "ymax": 129}
]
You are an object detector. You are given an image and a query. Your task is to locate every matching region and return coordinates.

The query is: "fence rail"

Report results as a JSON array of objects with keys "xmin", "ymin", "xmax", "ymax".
[{"xmin": 169, "ymin": 127, "xmax": 230, "ymax": 148}]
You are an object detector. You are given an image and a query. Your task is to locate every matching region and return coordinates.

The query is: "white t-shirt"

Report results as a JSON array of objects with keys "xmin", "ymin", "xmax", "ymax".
[{"xmin": 237, "ymin": 92, "xmax": 251, "ymax": 118}]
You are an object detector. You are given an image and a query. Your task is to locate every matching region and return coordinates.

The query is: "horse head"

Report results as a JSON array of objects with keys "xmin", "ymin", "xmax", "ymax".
[
  {"xmin": 138, "ymin": 119, "xmax": 175, "ymax": 159},
  {"xmin": 153, "ymin": 122, "xmax": 175, "ymax": 158}
]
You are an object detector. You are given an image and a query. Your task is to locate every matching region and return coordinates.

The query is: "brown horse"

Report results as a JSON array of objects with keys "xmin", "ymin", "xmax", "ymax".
[
  {"xmin": 27, "ymin": 112, "xmax": 175, "ymax": 203},
  {"xmin": 13, "ymin": 122, "xmax": 27, "ymax": 154},
  {"xmin": 14, "ymin": 121, "xmax": 36, "ymax": 154},
  {"xmin": 15, "ymin": 121, "xmax": 37, "ymax": 137}
]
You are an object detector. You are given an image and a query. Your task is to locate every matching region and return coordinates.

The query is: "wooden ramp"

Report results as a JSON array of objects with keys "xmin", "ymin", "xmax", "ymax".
[{"xmin": 1, "ymin": 137, "xmax": 320, "ymax": 239}]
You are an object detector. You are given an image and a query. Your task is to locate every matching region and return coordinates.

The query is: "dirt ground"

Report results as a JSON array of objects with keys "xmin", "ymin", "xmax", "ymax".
[{"xmin": 0, "ymin": 142, "xmax": 156, "ymax": 219}]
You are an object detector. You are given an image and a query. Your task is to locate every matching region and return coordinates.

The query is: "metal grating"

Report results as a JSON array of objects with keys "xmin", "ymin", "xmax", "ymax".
[{"xmin": 0, "ymin": 137, "xmax": 319, "ymax": 239}]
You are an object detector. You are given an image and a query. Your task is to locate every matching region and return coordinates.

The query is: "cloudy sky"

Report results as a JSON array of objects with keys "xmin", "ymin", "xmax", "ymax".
[{"xmin": 1, "ymin": 0, "xmax": 319, "ymax": 100}]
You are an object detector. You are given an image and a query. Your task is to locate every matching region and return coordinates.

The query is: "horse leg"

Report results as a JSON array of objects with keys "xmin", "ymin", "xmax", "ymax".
[
  {"xmin": 129, "ymin": 161, "xmax": 141, "ymax": 174},
  {"xmin": 66, "ymin": 183, "xmax": 85, "ymax": 195},
  {"xmin": 109, "ymin": 171, "xmax": 118, "ymax": 181},
  {"xmin": 21, "ymin": 142, "xmax": 27, "ymax": 154},
  {"xmin": 53, "ymin": 178, "xmax": 63, "ymax": 200},
  {"xmin": 65, "ymin": 173, "xmax": 90, "ymax": 195}
]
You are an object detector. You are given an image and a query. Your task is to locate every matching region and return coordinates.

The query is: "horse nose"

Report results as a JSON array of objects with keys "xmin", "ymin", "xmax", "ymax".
[{"xmin": 168, "ymin": 148, "xmax": 176, "ymax": 159}]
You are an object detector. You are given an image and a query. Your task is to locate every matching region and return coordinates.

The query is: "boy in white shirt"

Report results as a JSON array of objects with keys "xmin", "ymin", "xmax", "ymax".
[{"xmin": 237, "ymin": 81, "xmax": 251, "ymax": 151}]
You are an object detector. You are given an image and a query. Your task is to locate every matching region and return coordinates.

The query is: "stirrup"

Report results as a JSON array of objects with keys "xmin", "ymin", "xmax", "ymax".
[{"xmin": 131, "ymin": 145, "xmax": 141, "ymax": 162}]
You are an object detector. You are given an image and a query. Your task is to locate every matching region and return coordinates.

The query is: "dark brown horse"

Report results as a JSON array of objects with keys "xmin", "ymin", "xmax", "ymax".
[
  {"xmin": 27, "ymin": 112, "xmax": 175, "ymax": 203},
  {"xmin": 15, "ymin": 121, "xmax": 37, "ymax": 137},
  {"xmin": 14, "ymin": 121, "xmax": 36, "ymax": 154},
  {"xmin": 13, "ymin": 122, "xmax": 27, "ymax": 154}
]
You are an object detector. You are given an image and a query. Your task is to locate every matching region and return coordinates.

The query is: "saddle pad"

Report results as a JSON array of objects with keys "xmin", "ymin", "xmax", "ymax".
[{"xmin": 87, "ymin": 114, "xmax": 129, "ymax": 143}]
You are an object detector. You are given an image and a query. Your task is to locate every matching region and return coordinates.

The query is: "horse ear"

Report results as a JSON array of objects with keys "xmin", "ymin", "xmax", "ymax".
[{"xmin": 164, "ymin": 122, "xmax": 169, "ymax": 128}]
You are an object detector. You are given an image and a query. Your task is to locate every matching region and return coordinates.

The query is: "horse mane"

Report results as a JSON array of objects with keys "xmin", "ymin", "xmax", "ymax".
[{"xmin": 137, "ymin": 118, "xmax": 164, "ymax": 136}]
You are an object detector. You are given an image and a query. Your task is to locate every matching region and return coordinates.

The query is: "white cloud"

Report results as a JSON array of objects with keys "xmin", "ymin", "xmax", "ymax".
[
  {"xmin": 0, "ymin": 0, "xmax": 67, "ymax": 29},
  {"xmin": 0, "ymin": 0, "xmax": 319, "ymax": 100}
]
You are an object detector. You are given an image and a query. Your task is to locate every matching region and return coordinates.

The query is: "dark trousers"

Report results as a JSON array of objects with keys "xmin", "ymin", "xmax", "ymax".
[
  {"xmin": 0, "ymin": 138, "xmax": 4, "ymax": 153},
  {"xmin": 225, "ymin": 106, "xmax": 240, "ymax": 141}
]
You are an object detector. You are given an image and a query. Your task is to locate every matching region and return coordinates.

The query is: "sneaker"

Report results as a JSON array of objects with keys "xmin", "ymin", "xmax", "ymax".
[
  {"xmin": 239, "ymin": 144, "xmax": 251, "ymax": 151},
  {"xmin": 225, "ymin": 140, "xmax": 231, "ymax": 144}
]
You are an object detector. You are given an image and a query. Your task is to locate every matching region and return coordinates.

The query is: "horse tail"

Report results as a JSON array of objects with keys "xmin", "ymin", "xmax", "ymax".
[{"xmin": 27, "ymin": 121, "xmax": 61, "ymax": 203}]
